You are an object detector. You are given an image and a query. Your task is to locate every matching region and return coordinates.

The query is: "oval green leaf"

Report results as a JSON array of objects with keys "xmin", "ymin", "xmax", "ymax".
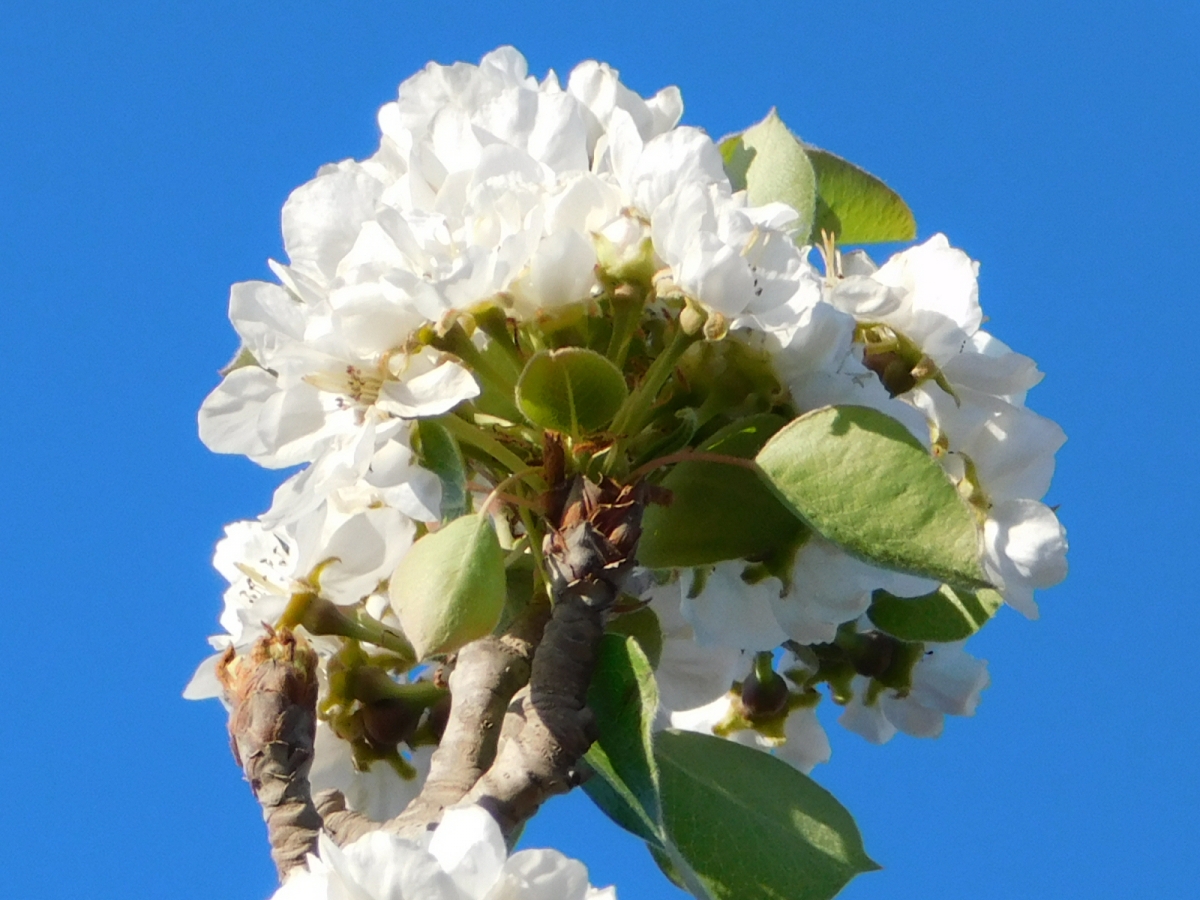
[
  {"xmin": 388, "ymin": 513, "xmax": 505, "ymax": 659},
  {"xmin": 416, "ymin": 419, "xmax": 469, "ymax": 522},
  {"xmin": 639, "ymin": 415, "xmax": 808, "ymax": 568},
  {"xmin": 807, "ymin": 146, "xmax": 916, "ymax": 244},
  {"xmin": 755, "ymin": 405, "xmax": 989, "ymax": 589},
  {"xmin": 656, "ymin": 730, "xmax": 878, "ymax": 900},
  {"xmin": 582, "ymin": 635, "xmax": 662, "ymax": 846},
  {"xmin": 868, "ymin": 584, "xmax": 1003, "ymax": 642},
  {"xmin": 720, "ymin": 110, "xmax": 816, "ymax": 239},
  {"xmin": 516, "ymin": 347, "xmax": 629, "ymax": 436}
]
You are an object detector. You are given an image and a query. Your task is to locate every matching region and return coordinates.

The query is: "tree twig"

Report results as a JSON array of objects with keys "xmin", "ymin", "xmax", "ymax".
[
  {"xmin": 462, "ymin": 477, "xmax": 648, "ymax": 841},
  {"xmin": 218, "ymin": 628, "xmax": 324, "ymax": 879},
  {"xmin": 385, "ymin": 607, "xmax": 547, "ymax": 838}
]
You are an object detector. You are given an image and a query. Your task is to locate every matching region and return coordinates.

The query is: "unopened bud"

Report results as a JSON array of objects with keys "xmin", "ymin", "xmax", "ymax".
[
  {"xmin": 360, "ymin": 699, "xmax": 422, "ymax": 749},
  {"xmin": 738, "ymin": 654, "xmax": 789, "ymax": 721}
]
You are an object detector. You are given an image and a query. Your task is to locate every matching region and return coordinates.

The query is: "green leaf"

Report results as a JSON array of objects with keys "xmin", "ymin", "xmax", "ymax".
[
  {"xmin": 388, "ymin": 513, "xmax": 505, "ymax": 659},
  {"xmin": 656, "ymin": 730, "xmax": 878, "ymax": 900},
  {"xmin": 868, "ymin": 584, "xmax": 1003, "ymax": 642},
  {"xmin": 639, "ymin": 415, "xmax": 808, "ymax": 568},
  {"xmin": 515, "ymin": 347, "xmax": 629, "ymax": 436},
  {"xmin": 582, "ymin": 635, "xmax": 663, "ymax": 846},
  {"xmin": 755, "ymin": 405, "xmax": 989, "ymax": 589},
  {"xmin": 415, "ymin": 420, "xmax": 470, "ymax": 521},
  {"xmin": 806, "ymin": 146, "xmax": 916, "ymax": 245},
  {"xmin": 720, "ymin": 110, "xmax": 816, "ymax": 240},
  {"xmin": 606, "ymin": 606, "xmax": 665, "ymax": 669}
]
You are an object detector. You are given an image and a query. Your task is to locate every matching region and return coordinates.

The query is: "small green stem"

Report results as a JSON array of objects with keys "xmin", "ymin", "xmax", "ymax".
[
  {"xmin": 433, "ymin": 324, "xmax": 523, "ymax": 421},
  {"xmin": 753, "ymin": 651, "xmax": 776, "ymax": 685},
  {"xmin": 346, "ymin": 612, "xmax": 417, "ymax": 664},
  {"xmin": 278, "ymin": 592, "xmax": 417, "ymax": 666},
  {"xmin": 439, "ymin": 413, "xmax": 529, "ymax": 476},
  {"xmin": 480, "ymin": 467, "xmax": 543, "ymax": 515},
  {"xmin": 605, "ymin": 288, "xmax": 646, "ymax": 368},
  {"xmin": 351, "ymin": 667, "xmax": 447, "ymax": 706},
  {"xmin": 518, "ymin": 505, "xmax": 549, "ymax": 592},
  {"xmin": 610, "ymin": 326, "xmax": 699, "ymax": 439},
  {"xmin": 626, "ymin": 448, "xmax": 760, "ymax": 483}
]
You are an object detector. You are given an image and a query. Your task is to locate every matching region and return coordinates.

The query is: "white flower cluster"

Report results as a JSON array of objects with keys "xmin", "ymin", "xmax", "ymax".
[
  {"xmin": 191, "ymin": 46, "xmax": 1067, "ymax": 832},
  {"xmin": 191, "ymin": 47, "xmax": 819, "ymax": 808},
  {"xmin": 274, "ymin": 805, "xmax": 614, "ymax": 900}
]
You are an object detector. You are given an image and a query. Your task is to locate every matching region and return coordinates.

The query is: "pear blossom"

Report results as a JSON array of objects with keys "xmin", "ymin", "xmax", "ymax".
[
  {"xmin": 838, "ymin": 641, "xmax": 990, "ymax": 744},
  {"xmin": 272, "ymin": 806, "xmax": 615, "ymax": 900},
  {"xmin": 646, "ymin": 582, "xmax": 743, "ymax": 717},
  {"xmin": 813, "ymin": 234, "xmax": 1068, "ymax": 615},
  {"xmin": 183, "ymin": 504, "xmax": 414, "ymax": 698},
  {"xmin": 309, "ymin": 723, "xmax": 435, "ymax": 822}
]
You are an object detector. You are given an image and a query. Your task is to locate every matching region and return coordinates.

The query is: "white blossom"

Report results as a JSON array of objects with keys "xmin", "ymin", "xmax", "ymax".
[
  {"xmin": 272, "ymin": 806, "xmax": 615, "ymax": 900},
  {"xmin": 838, "ymin": 642, "xmax": 990, "ymax": 744}
]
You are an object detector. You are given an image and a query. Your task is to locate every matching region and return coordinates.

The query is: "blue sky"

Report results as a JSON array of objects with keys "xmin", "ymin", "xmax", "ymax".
[{"xmin": 2, "ymin": 2, "xmax": 1197, "ymax": 898}]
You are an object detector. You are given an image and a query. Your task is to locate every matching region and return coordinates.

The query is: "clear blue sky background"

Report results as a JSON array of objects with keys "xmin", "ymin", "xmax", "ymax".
[{"xmin": 2, "ymin": 2, "xmax": 1196, "ymax": 898}]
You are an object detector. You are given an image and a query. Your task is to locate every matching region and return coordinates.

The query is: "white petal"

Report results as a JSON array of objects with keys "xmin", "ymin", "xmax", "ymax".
[
  {"xmin": 282, "ymin": 162, "xmax": 383, "ymax": 285},
  {"xmin": 377, "ymin": 362, "xmax": 480, "ymax": 418},
  {"xmin": 430, "ymin": 805, "xmax": 507, "ymax": 898},
  {"xmin": 656, "ymin": 639, "xmax": 742, "ymax": 712},
  {"xmin": 680, "ymin": 563, "xmax": 788, "ymax": 652},
  {"xmin": 228, "ymin": 280, "xmax": 307, "ymax": 366},
  {"xmin": 778, "ymin": 707, "xmax": 832, "ymax": 773},
  {"xmin": 838, "ymin": 677, "xmax": 897, "ymax": 744},
  {"xmin": 984, "ymin": 499, "xmax": 1068, "ymax": 615},
  {"xmin": 490, "ymin": 850, "xmax": 591, "ymax": 900},
  {"xmin": 909, "ymin": 643, "xmax": 990, "ymax": 717},
  {"xmin": 182, "ymin": 652, "xmax": 224, "ymax": 700},
  {"xmin": 198, "ymin": 367, "xmax": 277, "ymax": 459},
  {"xmin": 338, "ymin": 830, "xmax": 460, "ymax": 900},
  {"xmin": 879, "ymin": 694, "xmax": 944, "ymax": 738}
]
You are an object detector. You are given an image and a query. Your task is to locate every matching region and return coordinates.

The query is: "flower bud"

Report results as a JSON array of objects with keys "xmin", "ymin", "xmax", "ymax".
[{"xmin": 738, "ymin": 653, "xmax": 790, "ymax": 721}]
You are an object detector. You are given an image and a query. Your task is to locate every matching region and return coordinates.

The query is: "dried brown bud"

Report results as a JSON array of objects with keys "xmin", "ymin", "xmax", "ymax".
[{"xmin": 217, "ymin": 627, "xmax": 319, "ymax": 773}]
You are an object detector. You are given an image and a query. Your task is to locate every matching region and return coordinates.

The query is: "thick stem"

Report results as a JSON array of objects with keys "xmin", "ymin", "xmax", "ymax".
[
  {"xmin": 218, "ymin": 629, "xmax": 324, "ymax": 880},
  {"xmin": 314, "ymin": 790, "xmax": 377, "ymax": 846},
  {"xmin": 386, "ymin": 606, "xmax": 547, "ymax": 838},
  {"xmin": 463, "ymin": 584, "xmax": 613, "ymax": 839},
  {"xmin": 461, "ymin": 476, "xmax": 647, "ymax": 841}
]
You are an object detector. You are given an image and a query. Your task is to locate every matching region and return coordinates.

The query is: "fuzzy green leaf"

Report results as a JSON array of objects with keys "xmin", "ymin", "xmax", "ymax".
[
  {"xmin": 639, "ymin": 415, "xmax": 808, "ymax": 568},
  {"xmin": 721, "ymin": 110, "xmax": 816, "ymax": 239},
  {"xmin": 868, "ymin": 584, "xmax": 1003, "ymax": 642},
  {"xmin": 582, "ymin": 635, "xmax": 662, "ymax": 846},
  {"xmin": 516, "ymin": 347, "xmax": 629, "ymax": 436},
  {"xmin": 388, "ymin": 513, "xmax": 505, "ymax": 659},
  {"xmin": 755, "ymin": 406, "xmax": 988, "ymax": 588},
  {"xmin": 807, "ymin": 146, "xmax": 917, "ymax": 244},
  {"xmin": 656, "ymin": 730, "xmax": 878, "ymax": 900}
]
